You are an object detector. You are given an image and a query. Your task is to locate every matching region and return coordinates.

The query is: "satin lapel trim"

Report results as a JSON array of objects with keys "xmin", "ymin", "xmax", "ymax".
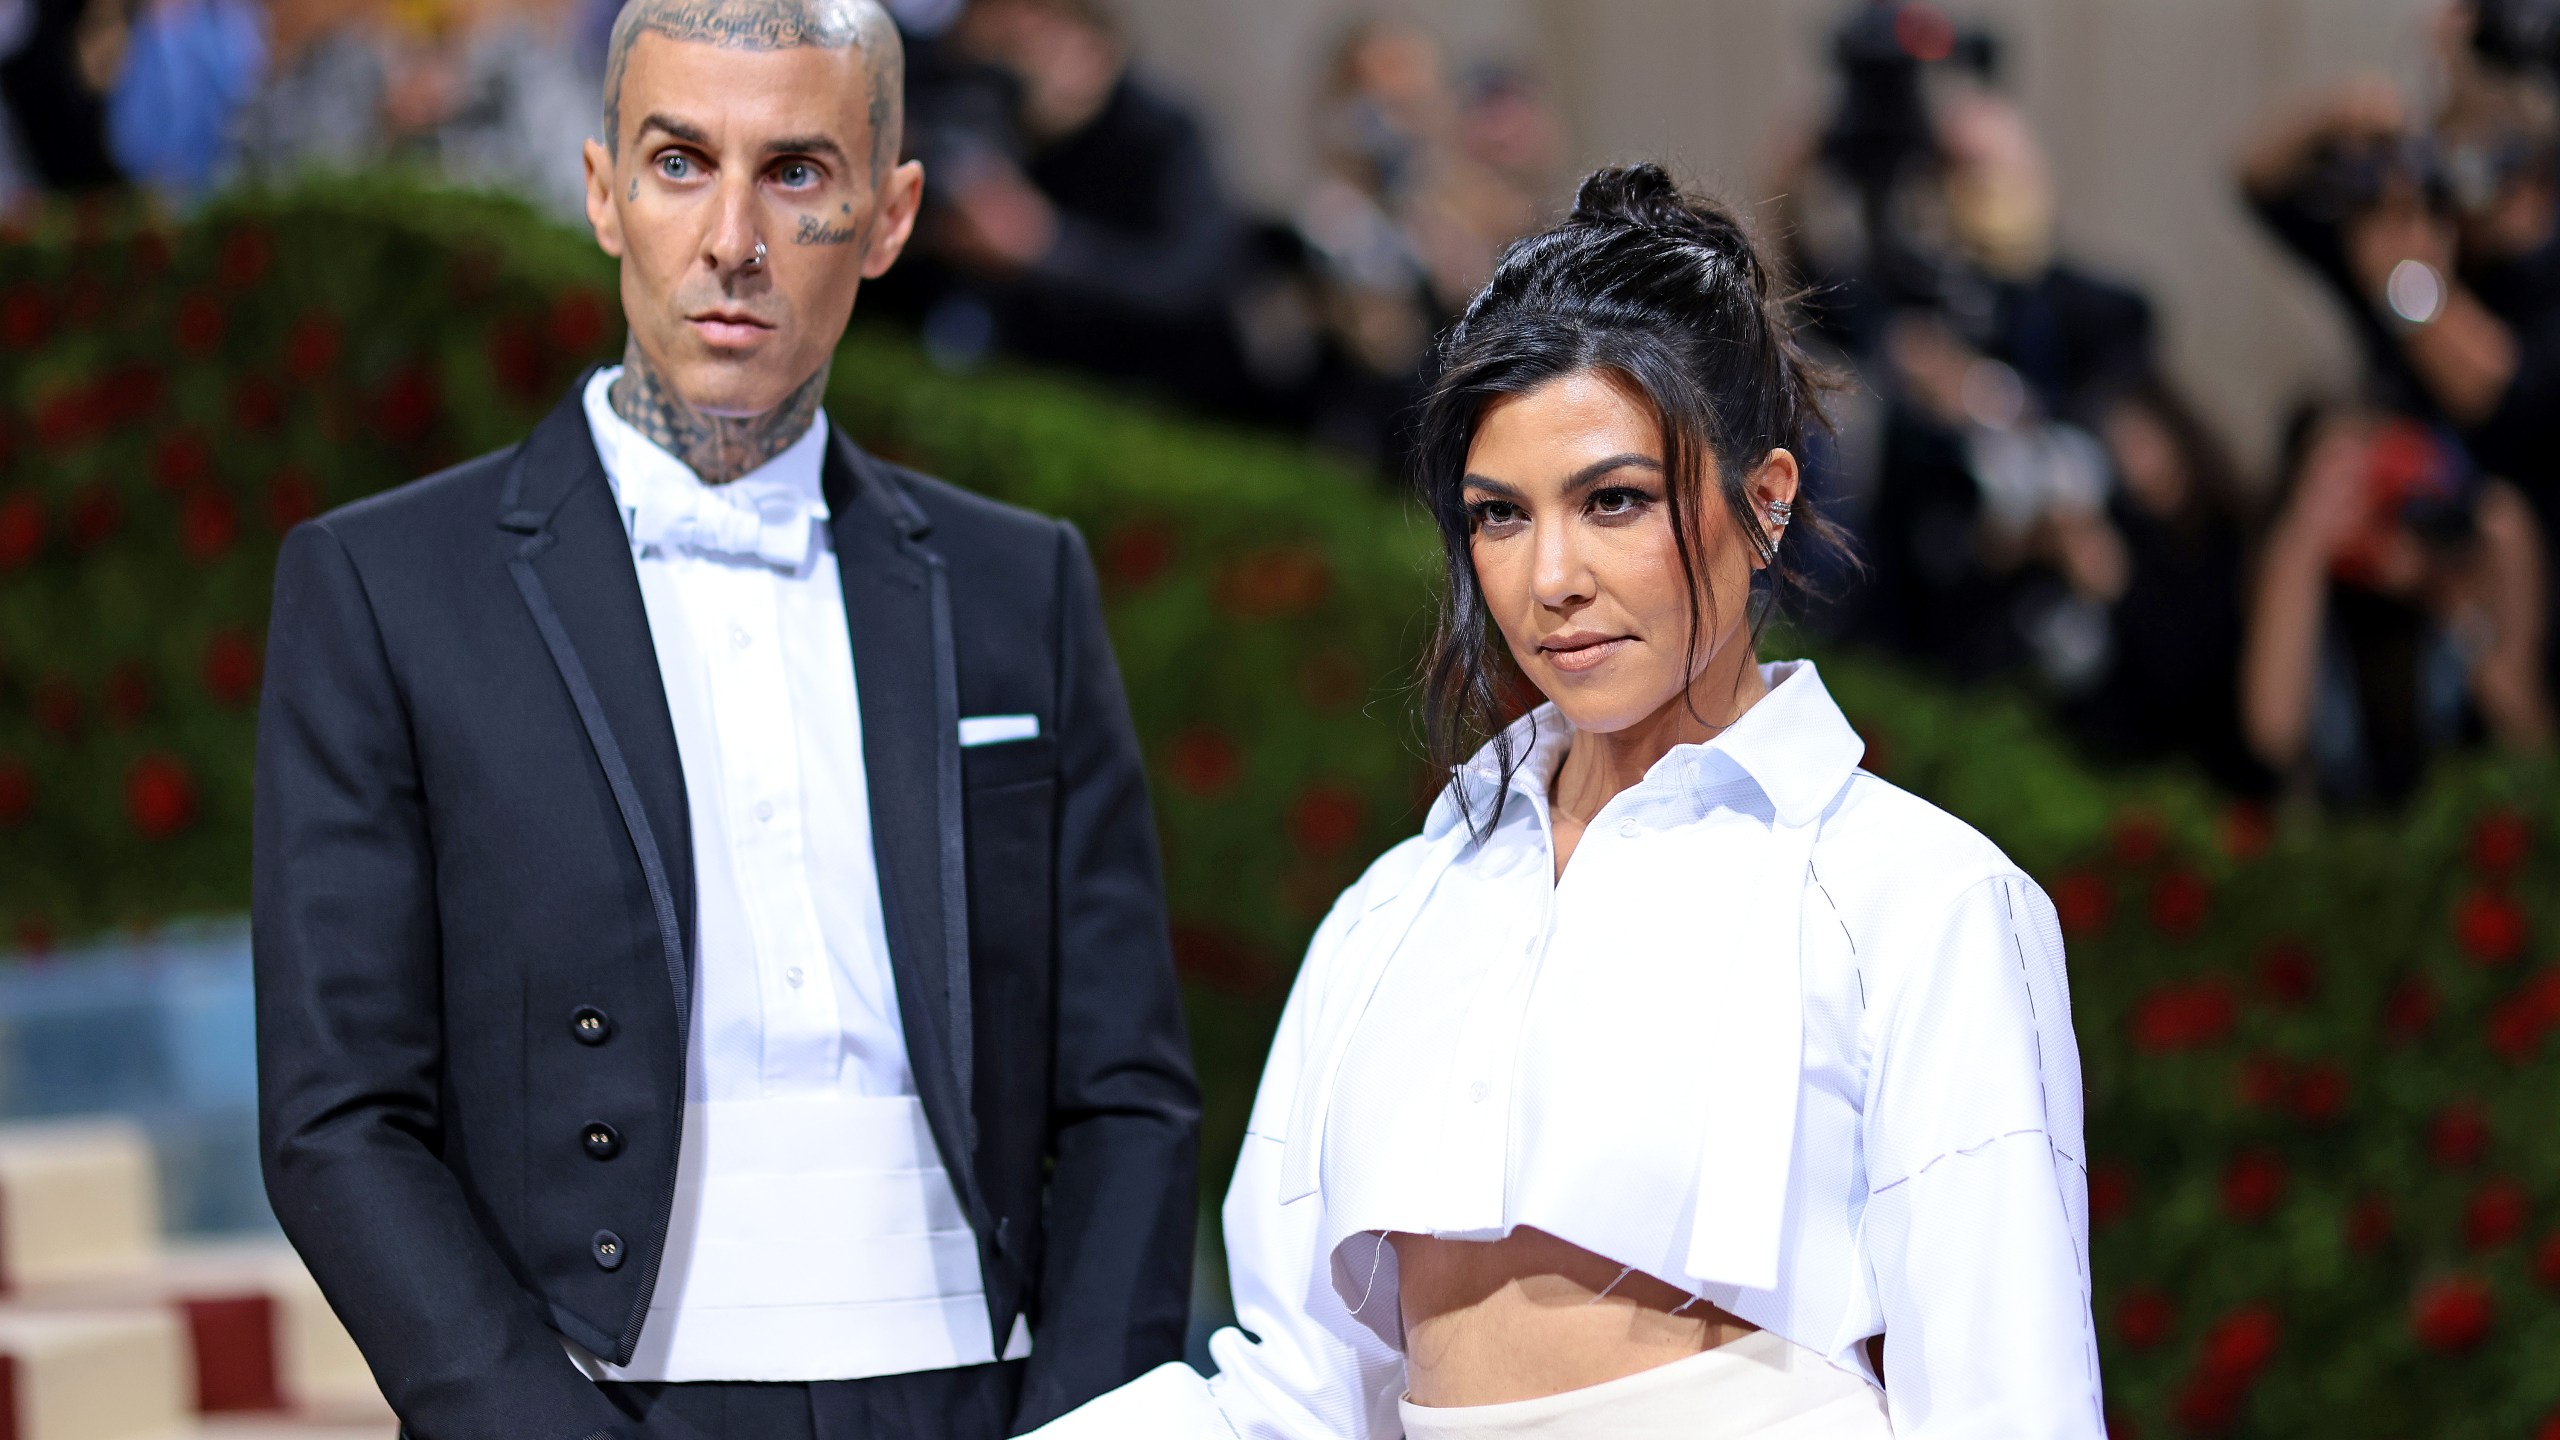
[
  {"xmin": 827, "ymin": 437, "xmax": 983, "ymax": 1211},
  {"xmin": 498, "ymin": 389, "xmax": 696, "ymax": 1028}
]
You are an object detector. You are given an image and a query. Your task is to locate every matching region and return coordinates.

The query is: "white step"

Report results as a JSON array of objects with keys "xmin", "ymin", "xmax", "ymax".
[
  {"xmin": 15, "ymin": 1242, "xmax": 388, "ymax": 1422},
  {"xmin": 0, "ymin": 1308, "xmax": 190, "ymax": 1440},
  {"xmin": 0, "ymin": 1122, "xmax": 158, "ymax": 1289}
]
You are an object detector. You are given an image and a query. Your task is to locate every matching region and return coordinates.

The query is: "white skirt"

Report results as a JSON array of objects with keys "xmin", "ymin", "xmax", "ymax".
[{"xmin": 1397, "ymin": 1331, "xmax": 1892, "ymax": 1440}]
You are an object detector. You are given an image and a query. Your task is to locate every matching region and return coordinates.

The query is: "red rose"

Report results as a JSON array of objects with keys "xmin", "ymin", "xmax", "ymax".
[
  {"xmin": 34, "ymin": 674, "xmax": 81, "ymax": 738},
  {"xmin": 67, "ymin": 482, "xmax": 122, "ymax": 551},
  {"xmin": 1214, "ymin": 546, "xmax": 1330, "ymax": 618},
  {"xmin": 0, "ymin": 286, "xmax": 48, "ymax": 348},
  {"xmin": 2290, "ymin": 1060, "xmax": 2347, "ymax": 1124},
  {"xmin": 1287, "ymin": 784, "xmax": 1366, "ymax": 860},
  {"xmin": 375, "ymin": 365, "xmax": 441, "ymax": 444},
  {"xmin": 173, "ymin": 292, "xmax": 224, "ymax": 355},
  {"xmin": 1102, "ymin": 521, "xmax": 1176, "ymax": 590},
  {"xmin": 2534, "ymin": 1231, "xmax": 2560, "ymax": 1288},
  {"xmin": 108, "ymin": 362, "xmax": 167, "ymax": 425},
  {"xmin": 2259, "ymin": 940, "xmax": 2318, "ymax": 1007},
  {"xmin": 2149, "ymin": 869, "xmax": 2210, "ymax": 938},
  {"xmin": 266, "ymin": 466, "xmax": 318, "ymax": 534},
  {"xmin": 2411, "ymin": 1275, "xmax": 2495, "ymax": 1352},
  {"xmin": 0, "ymin": 756, "xmax": 31, "ymax": 826},
  {"xmin": 486, "ymin": 318, "xmax": 549, "ymax": 404},
  {"xmin": 2488, "ymin": 993, "xmax": 2553, "ymax": 1063},
  {"xmin": 2235, "ymin": 1052, "xmax": 2289, "ymax": 1110},
  {"xmin": 216, "ymin": 226, "xmax": 273, "ymax": 288},
  {"xmin": 2223, "ymin": 801, "xmax": 2274, "ymax": 861},
  {"xmin": 202, "ymin": 630, "xmax": 260, "ymax": 707},
  {"xmin": 131, "ymin": 228, "xmax": 171, "ymax": 277},
  {"xmin": 2220, "ymin": 1151, "xmax": 2286, "ymax": 1222},
  {"xmin": 2456, "ymin": 888, "xmax": 2528, "ymax": 965},
  {"xmin": 1164, "ymin": 727, "xmax": 1240, "ymax": 797},
  {"xmin": 2110, "ymin": 809, "xmax": 2165, "ymax": 867},
  {"xmin": 152, "ymin": 430, "xmax": 213, "ymax": 492},
  {"xmin": 2199, "ymin": 1303, "xmax": 2279, "ymax": 1379},
  {"xmin": 2114, "ymin": 1288, "xmax": 2174, "ymax": 1350},
  {"xmin": 103, "ymin": 662, "xmax": 153, "ymax": 728},
  {"xmin": 2131, "ymin": 978, "xmax": 2234, "ymax": 1053},
  {"xmin": 2472, "ymin": 810, "xmax": 2531, "ymax": 876},
  {"xmin": 2089, "ymin": 1162, "xmax": 2133, "ymax": 1229},
  {"xmin": 547, "ymin": 287, "xmax": 611, "ymax": 356},
  {"xmin": 2051, "ymin": 870, "xmax": 2113, "ymax": 939},
  {"xmin": 2172, "ymin": 1372, "xmax": 2245, "ymax": 1436},
  {"xmin": 1297, "ymin": 650, "xmax": 1365, "ymax": 712},
  {"xmin": 233, "ymin": 374, "xmax": 284, "ymax": 434},
  {"xmin": 2465, "ymin": 1179, "xmax": 2529, "ymax": 1251},
  {"xmin": 182, "ymin": 489, "xmax": 238, "ymax": 563},
  {"xmin": 126, "ymin": 752, "xmax": 197, "ymax": 840},
  {"xmin": 0, "ymin": 489, "xmax": 42, "ymax": 569},
  {"xmin": 2384, "ymin": 975, "xmax": 2436, "ymax": 1042},
  {"xmin": 2432, "ymin": 1102, "xmax": 2490, "ymax": 1168},
  {"xmin": 2535, "ymin": 1412, "xmax": 2560, "ymax": 1440},
  {"xmin": 2347, "ymin": 1194, "xmax": 2393, "ymax": 1254},
  {"xmin": 285, "ymin": 311, "xmax": 343, "ymax": 380},
  {"xmin": 34, "ymin": 383, "xmax": 99, "ymax": 452}
]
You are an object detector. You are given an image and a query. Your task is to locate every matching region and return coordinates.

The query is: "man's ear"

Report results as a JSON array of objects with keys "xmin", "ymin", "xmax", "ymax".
[
  {"xmin": 861, "ymin": 159, "xmax": 927, "ymax": 280},
  {"xmin": 584, "ymin": 138, "xmax": 626, "ymax": 258}
]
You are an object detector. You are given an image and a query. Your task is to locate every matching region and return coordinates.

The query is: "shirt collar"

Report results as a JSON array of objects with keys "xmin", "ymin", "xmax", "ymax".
[
  {"xmin": 1434, "ymin": 659, "xmax": 1866, "ymax": 835},
  {"xmin": 581, "ymin": 366, "xmax": 832, "ymax": 564}
]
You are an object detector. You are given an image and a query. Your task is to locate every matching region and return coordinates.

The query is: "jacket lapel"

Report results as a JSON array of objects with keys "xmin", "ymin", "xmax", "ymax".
[
  {"xmin": 498, "ymin": 377, "xmax": 698, "ymax": 1025},
  {"xmin": 825, "ymin": 432, "xmax": 985, "ymax": 1224}
]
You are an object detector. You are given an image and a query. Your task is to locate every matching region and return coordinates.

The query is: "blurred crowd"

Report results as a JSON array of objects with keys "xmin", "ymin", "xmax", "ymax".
[{"xmin": 8, "ymin": 0, "xmax": 2560, "ymax": 813}]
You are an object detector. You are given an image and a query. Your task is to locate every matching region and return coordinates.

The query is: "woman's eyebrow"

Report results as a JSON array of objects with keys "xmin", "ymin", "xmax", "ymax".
[
  {"xmin": 1560, "ymin": 454, "xmax": 1664, "ymax": 497},
  {"xmin": 1460, "ymin": 474, "xmax": 1526, "ymax": 499}
]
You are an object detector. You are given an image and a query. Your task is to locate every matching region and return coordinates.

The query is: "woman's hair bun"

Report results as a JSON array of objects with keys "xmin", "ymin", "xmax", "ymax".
[{"xmin": 1569, "ymin": 163, "xmax": 1717, "ymax": 242}]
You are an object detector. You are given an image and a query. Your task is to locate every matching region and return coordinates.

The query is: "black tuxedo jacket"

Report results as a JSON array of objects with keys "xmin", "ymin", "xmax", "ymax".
[{"xmin": 253, "ymin": 382, "xmax": 1199, "ymax": 1440}]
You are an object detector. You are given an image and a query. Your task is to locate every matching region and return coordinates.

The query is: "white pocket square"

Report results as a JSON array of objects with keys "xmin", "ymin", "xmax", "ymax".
[{"xmin": 958, "ymin": 713, "xmax": 1040, "ymax": 747}]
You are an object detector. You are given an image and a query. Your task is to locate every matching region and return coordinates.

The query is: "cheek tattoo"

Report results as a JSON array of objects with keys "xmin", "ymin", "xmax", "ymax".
[{"xmin": 796, "ymin": 214, "xmax": 859, "ymax": 245}]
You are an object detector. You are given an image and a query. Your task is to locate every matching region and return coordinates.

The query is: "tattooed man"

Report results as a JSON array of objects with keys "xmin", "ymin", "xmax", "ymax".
[{"xmin": 252, "ymin": 4, "xmax": 1201, "ymax": 1437}]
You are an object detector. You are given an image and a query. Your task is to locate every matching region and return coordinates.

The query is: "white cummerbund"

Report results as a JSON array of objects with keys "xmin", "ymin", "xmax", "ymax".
[{"xmin": 569, "ymin": 1093, "xmax": 1032, "ymax": 1384}]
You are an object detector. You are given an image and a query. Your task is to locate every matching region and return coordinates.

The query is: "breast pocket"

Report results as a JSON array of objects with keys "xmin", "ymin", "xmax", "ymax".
[{"xmin": 963, "ymin": 733, "xmax": 1057, "ymax": 1009}]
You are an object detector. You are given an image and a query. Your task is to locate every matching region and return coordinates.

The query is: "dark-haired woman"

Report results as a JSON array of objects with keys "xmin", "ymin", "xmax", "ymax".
[{"xmin": 1029, "ymin": 165, "xmax": 2103, "ymax": 1439}]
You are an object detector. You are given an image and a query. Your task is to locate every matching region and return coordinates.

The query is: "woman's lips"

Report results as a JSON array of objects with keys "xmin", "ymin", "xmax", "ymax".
[{"xmin": 1539, "ymin": 635, "xmax": 1632, "ymax": 674}]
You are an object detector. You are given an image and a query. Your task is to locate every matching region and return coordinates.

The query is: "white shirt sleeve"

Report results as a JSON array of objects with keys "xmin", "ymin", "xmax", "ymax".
[
  {"xmin": 1021, "ymin": 874, "xmax": 1407, "ymax": 1440},
  {"xmin": 1861, "ymin": 873, "xmax": 2106, "ymax": 1439}
]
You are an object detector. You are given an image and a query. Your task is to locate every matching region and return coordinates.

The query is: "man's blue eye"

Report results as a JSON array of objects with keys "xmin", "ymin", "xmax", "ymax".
[
  {"xmin": 778, "ymin": 163, "xmax": 814, "ymax": 186},
  {"xmin": 658, "ymin": 154, "xmax": 690, "ymax": 178}
]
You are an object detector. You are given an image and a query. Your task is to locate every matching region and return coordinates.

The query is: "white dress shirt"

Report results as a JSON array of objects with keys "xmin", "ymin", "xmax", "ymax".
[
  {"xmin": 570, "ymin": 368, "xmax": 1026, "ymax": 1382},
  {"xmin": 1031, "ymin": 660, "xmax": 2101, "ymax": 1438}
]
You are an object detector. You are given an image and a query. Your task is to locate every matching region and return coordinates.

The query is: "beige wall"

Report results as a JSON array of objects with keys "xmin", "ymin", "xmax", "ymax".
[{"xmin": 1111, "ymin": 0, "xmax": 2453, "ymax": 477}]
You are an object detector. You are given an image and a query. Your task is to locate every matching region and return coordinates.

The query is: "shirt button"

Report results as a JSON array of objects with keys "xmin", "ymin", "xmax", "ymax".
[
  {"xmin": 785, "ymin": 966, "xmax": 805, "ymax": 988},
  {"xmin": 754, "ymin": 800, "xmax": 774, "ymax": 822},
  {"xmin": 592, "ymin": 1230, "xmax": 625, "ymax": 1271},
  {"xmin": 1618, "ymin": 819, "xmax": 1640, "ymax": 839},
  {"xmin": 1468, "ymin": 1080, "xmax": 1489, "ymax": 1103},
  {"xmin": 731, "ymin": 626, "xmax": 751, "ymax": 650},
  {"xmin": 582, "ymin": 1122, "xmax": 623, "ymax": 1160}
]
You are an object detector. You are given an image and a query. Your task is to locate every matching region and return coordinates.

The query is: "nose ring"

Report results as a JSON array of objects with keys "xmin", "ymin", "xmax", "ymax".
[{"xmin": 744, "ymin": 240, "xmax": 767, "ymax": 270}]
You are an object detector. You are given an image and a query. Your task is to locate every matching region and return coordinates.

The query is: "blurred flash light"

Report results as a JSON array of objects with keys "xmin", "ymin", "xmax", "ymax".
[
  {"xmin": 2386, "ymin": 258, "xmax": 2447, "ymax": 326},
  {"xmin": 1895, "ymin": 3, "xmax": 1957, "ymax": 62}
]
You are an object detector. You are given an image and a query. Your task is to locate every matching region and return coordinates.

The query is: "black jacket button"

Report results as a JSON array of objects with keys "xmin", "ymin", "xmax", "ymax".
[
  {"xmin": 582, "ymin": 1122, "xmax": 623, "ymax": 1160},
  {"xmin": 592, "ymin": 1230, "xmax": 624, "ymax": 1270},
  {"xmin": 571, "ymin": 1007, "xmax": 613, "ymax": 1045}
]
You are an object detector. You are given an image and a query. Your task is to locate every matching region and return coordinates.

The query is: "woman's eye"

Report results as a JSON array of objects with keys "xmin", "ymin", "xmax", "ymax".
[
  {"xmin": 1588, "ymin": 486, "xmax": 1652, "ymax": 519},
  {"xmin": 1467, "ymin": 499, "xmax": 1525, "ymax": 532}
]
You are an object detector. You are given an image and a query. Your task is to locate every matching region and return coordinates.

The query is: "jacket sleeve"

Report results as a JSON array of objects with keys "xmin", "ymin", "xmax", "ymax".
[
  {"xmin": 1024, "ymin": 865, "xmax": 1410, "ymax": 1440},
  {"xmin": 1861, "ymin": 873, "xmax": 2106, "ymax": 1439},
  {"xmin": 1011, "ymin": 522, "xmax": 1205, "ymax": 1430},
  {"xmin": 254, "ymin": 522, "xmax": 631, "ymax": 1440}
]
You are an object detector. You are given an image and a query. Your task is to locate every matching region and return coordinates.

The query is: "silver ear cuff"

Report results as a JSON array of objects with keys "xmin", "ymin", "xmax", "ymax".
[{"xmin": 1767, "ymin": 499, "xmax": 1793, "ymax": 528}]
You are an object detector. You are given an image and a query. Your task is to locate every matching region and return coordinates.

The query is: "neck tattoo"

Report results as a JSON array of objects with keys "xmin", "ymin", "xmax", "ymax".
[{"xmin": 608, "ymin": 337, "xmax": 829, "ymax": 485}]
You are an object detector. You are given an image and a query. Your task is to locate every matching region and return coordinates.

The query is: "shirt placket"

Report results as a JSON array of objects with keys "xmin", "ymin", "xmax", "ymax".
[
  {"xmin": 1431, "ymin": 814, "xmax": 1555, "ymax": 1233},
  {"xmin": 699, "ymin": 563, "xmax": 845, "ymax": 1094}
]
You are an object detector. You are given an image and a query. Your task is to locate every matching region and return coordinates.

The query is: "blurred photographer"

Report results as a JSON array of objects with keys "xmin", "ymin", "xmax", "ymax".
[
  {"xmin": 2240, "ymin": 1, "xmax": 2560, "ymax": 494},
  {"xmin": 2242, "ymin": 403, "xmax": 2552, "ymax": 807}
]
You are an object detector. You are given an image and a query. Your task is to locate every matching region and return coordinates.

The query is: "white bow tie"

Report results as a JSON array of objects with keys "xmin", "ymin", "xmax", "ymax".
[{"xmin": 627, "ymin": 482, "xmax": 825, "ymax": 572}]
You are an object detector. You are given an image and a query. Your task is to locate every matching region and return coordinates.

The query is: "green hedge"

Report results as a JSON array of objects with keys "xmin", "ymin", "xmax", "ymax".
[{"xmin": 4, "ymin": 181, "xmax": 2556, "ymax": 1438}]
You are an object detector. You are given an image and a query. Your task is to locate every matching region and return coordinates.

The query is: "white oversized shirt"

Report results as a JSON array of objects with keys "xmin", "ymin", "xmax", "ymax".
[
  {"xmin": 1033, "ymin": 659, "xmax": 2102, "ymax": 1438},
  {"xmin": 571, "ymin": 368, "xmax": 1021, "ymax": 1381}
]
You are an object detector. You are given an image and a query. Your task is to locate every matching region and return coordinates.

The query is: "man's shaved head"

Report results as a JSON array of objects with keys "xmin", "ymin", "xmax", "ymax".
[{"xmin": 603, "ymin": 0, "xmax": 904, "ymax": 171}]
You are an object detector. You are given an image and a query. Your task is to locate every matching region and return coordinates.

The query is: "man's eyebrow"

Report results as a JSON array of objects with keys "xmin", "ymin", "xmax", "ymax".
[
  {"xmin": 763, "ymin": 134, "xmax": 849, "ymax": 163},
  {"xmin": 634, "ymin": 112, "xmax": 712, "ymax": 148}
]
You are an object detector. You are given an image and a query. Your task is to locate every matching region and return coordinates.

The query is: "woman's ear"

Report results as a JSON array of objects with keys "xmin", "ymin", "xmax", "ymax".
[{"xmin": 1748, "ymin": 448, "xmax": 1802, "ymax": 567}]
